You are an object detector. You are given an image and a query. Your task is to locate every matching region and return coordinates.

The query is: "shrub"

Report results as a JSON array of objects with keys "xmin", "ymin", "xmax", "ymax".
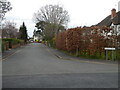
[
  {"xmin": 2, "ymin": 38, "xmax": 23, "ymax": 48},
  {"xmin": 1, "ymin": 40, "xmax": 5, "ymax": 52},
  {"xmin": 56, "ymin": 26, "xmax": 118, "ymax": 60}
]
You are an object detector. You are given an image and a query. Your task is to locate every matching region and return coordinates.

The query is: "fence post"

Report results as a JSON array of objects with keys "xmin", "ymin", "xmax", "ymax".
[
  {"xmin": 76, "ymin": 47, "xmax": 79, "ymax": 56},
  {"xmin": 112, "ymin": 50, "xmax": 114, "ymax": 61},
  {"xmin": 106, "ymin": 50, "xmax": 108, "ymax": 60}
]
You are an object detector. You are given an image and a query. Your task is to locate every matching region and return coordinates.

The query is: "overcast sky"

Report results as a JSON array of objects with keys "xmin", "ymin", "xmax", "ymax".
[{"xmin": 5, "ymin": 0, "xmax": 120, "ymax": 37}]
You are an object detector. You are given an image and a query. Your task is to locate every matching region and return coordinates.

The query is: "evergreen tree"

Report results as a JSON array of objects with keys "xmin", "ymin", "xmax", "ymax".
[{"xmin": 19, "ymin": 22, "xmax": 28, "ymax": 43}]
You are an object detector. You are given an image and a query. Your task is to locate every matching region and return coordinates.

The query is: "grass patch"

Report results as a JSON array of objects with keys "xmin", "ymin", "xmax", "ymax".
[{"xmin": 59, "ymin": 49, "xmax": 119, "ymax": 61}]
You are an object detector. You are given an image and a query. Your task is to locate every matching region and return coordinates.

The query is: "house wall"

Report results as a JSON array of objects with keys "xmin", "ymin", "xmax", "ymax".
[
  {"xmin": 34, "ymin": 36, "xmax": 38, "ymax": 41},
  {"xmin": 111, "ymin": 24, "xmax": 120, "ymax": 35},
  {"xmin": 34, "ymin": 36, "xmax": 43, "ymax": 42},
  {"xmin": 117, "ymin": 25, "xmax": 120, "ymax": 35}
]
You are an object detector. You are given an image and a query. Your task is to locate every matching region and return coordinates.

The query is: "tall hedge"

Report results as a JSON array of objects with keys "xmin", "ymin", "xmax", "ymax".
[{"xmin": 56, "ymin": 26, "xmax": 118, "ymax": 60}]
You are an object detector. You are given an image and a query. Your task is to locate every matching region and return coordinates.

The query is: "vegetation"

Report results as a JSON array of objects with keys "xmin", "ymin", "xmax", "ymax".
[
  {"xmin": 34, "ymin": 4, "xmax": 69, "ymax": 42},
  {"xmin": 2, "ymin": 40, "xmax": 5, "ymax": 52},
  {"xmin": 0, "ymin": 0, "xmax": 12, "ymax": 20},
  {"xmin": 1, "ymin": 38, "xmax": 24, "ymax": 52},
  {"xmin": 56, "ymin": 26, "xmax": 120, "ymax": 61},
  {"xmin": 2, "ymin": 21, "xmax": 18, "ymax": 38},
  {"xmin": 19, "ymin": 22, "xmax": 28, "ymax": 43},
  {"xmin": 2, "ymin": 38, "xmax": 23, "ymax": 47}
]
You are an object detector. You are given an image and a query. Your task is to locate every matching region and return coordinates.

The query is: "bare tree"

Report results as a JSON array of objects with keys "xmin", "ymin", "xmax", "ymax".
[
  {"xmin": 0, "ymin": 0, "xmax": 12, "ymax": 20},
  {"xmin": 33, "ymin": 4, "xmax": 70, "ymax": 39},
  {"xmin": 2, "ymin": 21, "xmax": 18, "ymax": 38}
]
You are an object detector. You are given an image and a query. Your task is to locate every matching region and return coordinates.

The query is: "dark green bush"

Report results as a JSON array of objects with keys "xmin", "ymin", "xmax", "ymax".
[
  {"xmin": 2, "ymin": 40, "xmax": 5, "ymax": 52},
  {"xmin": 2, "ymin": 38, "xmax": 23, "ymax": 48}
]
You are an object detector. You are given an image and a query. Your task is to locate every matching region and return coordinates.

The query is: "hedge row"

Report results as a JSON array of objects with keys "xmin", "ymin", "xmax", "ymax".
[
  {"xmin": 2, "ymin": 38, "xmax": 24, "ymax": 52},
  {"xmin": 42, "ymin": 39, "xmax": 56, "ymax": 48},
  {"xmin": 56, "ymin": 26, "xmax": 120, "ymax": 60}
]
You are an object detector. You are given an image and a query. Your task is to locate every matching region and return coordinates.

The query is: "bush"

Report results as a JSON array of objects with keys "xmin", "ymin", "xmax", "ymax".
[
  {"xmin": 56, "ymin": 26, "xmax": 118, "ymax": 60},
  {"xmin": 0, "ymin": 39, "xmax": 5, "ymax": 53},
  {"xmin": 49, "ymin": 37, "xmax": 56, "ymax": 48},
  {"xmin": 44, "ymin": 37, "xmax": 56, "ymax": 48},
  {"xmin": 2, "ymin": 38, "xmax": 23, "ymax": 49}
]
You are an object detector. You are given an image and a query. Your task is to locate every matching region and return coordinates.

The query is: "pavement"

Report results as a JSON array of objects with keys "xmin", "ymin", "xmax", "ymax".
[
  {"xmin": 2, "ymin": 45, "xmax": 26, "ymax": 60},
  {"xmin": 46, "ymin": 45, "xmax": 118, "ymax": 65},
  {"xmin": 2, "ymin": 43, "xmax": 118, "ymax": 88}
]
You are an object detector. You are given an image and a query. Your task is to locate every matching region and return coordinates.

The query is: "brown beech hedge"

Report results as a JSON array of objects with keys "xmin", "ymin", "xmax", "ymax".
[{"xmin": 56, "ymin": 26, "xmax": 117, "ymax": 56}]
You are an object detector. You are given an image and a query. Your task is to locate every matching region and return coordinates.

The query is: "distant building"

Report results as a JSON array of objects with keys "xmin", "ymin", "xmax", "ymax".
[{"xmin": 33, "ymin": 30, "xmax": 43, "ymax": 42}]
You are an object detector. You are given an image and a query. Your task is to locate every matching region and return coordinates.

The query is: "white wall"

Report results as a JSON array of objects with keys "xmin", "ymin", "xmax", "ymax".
[
  {"xmin": 34, "ymin": 36, "xmax": 38, "ymax": 41},
  {"xmin": 34, "ymin": 36, "xmax": 43, "ymax": 41}
]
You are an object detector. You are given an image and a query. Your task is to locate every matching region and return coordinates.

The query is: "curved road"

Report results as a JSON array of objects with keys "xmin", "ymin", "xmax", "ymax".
[{"xmin": 2, "ymin": 43, "xmax": 118, "ymax": 88}]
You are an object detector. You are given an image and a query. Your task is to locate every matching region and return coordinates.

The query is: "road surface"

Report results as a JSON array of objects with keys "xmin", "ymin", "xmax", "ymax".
[{"xmin": 2, "ymin": 43, "xmax": 118, "ymax": 88}]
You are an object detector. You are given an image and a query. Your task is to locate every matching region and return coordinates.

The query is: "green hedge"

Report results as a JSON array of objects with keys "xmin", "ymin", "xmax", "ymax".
[
  {"xmin": 46, "ymin": 37, "xmax": 56, "ymax": 48},
  {"xmin": 2, "ymin": 40, "xmax": 5, "ymax": 52},
  {"xmin": 1, "ymin": 38, "xmax": 24, "ymax": 52},
  {"xmin": 68, "ymin": 50, "xmax": 119, "ymax": 61},
  {"xmin": 2, "ymin": 38, "xmax": 23, "ymax": 48}
]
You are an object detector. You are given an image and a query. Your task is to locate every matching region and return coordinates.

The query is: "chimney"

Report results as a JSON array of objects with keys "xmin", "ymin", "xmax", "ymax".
[{"xmin": 111, "ymin": 8, "xmax": 116, "ymax": 19}]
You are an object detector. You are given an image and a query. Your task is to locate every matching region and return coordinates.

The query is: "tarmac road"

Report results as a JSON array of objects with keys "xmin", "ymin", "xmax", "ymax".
[{"xmin": 2, "ymin": 43, "xmax": 118, "ymax": 88}]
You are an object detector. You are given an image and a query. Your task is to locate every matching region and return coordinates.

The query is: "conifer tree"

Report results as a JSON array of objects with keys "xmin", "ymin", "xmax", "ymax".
[{"xmin": 19, "ymin": 22, "xmax": 28, "ymax": 43}]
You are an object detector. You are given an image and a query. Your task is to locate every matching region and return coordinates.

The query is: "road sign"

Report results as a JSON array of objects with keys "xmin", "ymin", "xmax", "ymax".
[
  {"xmin": 104, "ymin": 48, "xmax": 115, "ymax": 61},
  {"xmin": 104, "ymin": 48, "xmax": 115, "ymax": 50}
]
